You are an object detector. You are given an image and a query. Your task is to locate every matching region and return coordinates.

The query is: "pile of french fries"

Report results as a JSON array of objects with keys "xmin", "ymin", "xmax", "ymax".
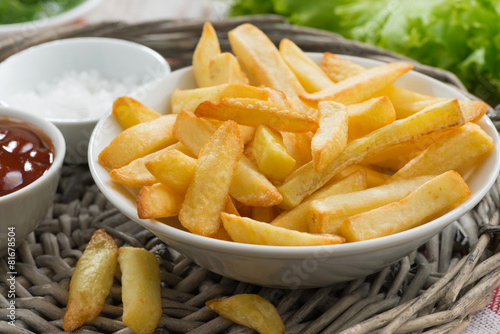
[{"xmin": 98, "ymin": 22, "xmax": 494, "ymax": 246}]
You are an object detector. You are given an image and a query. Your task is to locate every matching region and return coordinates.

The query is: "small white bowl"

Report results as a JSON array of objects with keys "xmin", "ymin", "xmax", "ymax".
[
  {"xmin": 0, "ymin": 107, "xmax": 65, "ymax": 257},
  {"xmin": 89, "ymin": 54, "xmax": 500, "ymax": 288},
  {"xmin": 0, "ymin": 37, "xmax": 170, "ymax": 164}
]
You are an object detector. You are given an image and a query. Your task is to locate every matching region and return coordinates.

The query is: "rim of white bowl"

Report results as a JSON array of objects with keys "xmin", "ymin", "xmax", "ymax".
[
  {"xmin": 0, "ymin": 106, "xmax": 66, "ymax": 201},
  {"xmin": 0, "ymin": 36, "xmax": 170, "ymax": 124},
  {"xmin": 88, "ymin": 55, "xmax": 500, "ymax": 260},
  {"xmin": 0, "ymin": 0, "xmax": 102, "ymax": 34}
]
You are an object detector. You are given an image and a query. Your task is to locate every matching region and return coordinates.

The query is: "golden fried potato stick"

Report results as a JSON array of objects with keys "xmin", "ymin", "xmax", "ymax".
[
  {"xmin": 300, "ymin": 62, "xmax": 413, "ymax": 105},
  {"xmin": 279, "ymin": 38, "xmax": 334, "ymax": 93},
  {"xmin": 391, "ymin": 122, "xmax": 494, "ymax": 180},
  {"xmin": 137, "ymin": 183, "xmax": 184, "ymax": 219},
  {"xmin": 207, "ymin": 294, "xmax": 285, "ymax": 334},
  {"xmin": 209, "ymin": 52, "xmax": 249, "ymax": 86},
  {"xmin": 193, "ymin": 22, "xmax": 221, "ymax": 87},
  {"xmin": 251, "ymin": 206, "xmax": 277, "ymax": 223},
  {"xmin": 109, "ymin": 142, "xmax": 190, "ymax": 188},
  {"xmin": 179, "ymin": 120, "xmax": 244, "ymax": 236},
  {"xmin": 321, "ymin": 52, "xmax": 365, "ymax": 82},
  {"xmin": 346, "ymin": 96, "xmax": 396, "ymax": 141},
  {"xmin": 174, "ymin": 110, "xmax": 283, "ymax": 206},
  {"xmin": 340, "ymin": 171, "xmax": 470, "ymax": 242},
  {"xmin": 119, "ymin": 247, "xmax": 162, "ymax": 334},
  {"xmin": 112, "ymin": 96, "xmax": 160, "ymax": 129},
  {"xmin": 145, "ymin": 149, "xmax": 197, "ymax": 195},
  {"xmin": 228, "ymin": 23, "xmax": 305, "ymax": 100},
  {"xmin": 252, "ymin": 124, "xmax": 296, "ymax": 181},
  {"xmin": 221, "ymin": 213, "xmax": 345, "ymax": 246},
  {"xmin": 277, "ymin": 99, "xmax": 466, "ymax": 209},
  {"xmin": 170, "ymin": 83, "xmax": 292, "ymax": 114},
  {"xmin": 195, "ymin": 97, "xmax": 318, "ymax": 133},
  {"xmin": 311, "ymin": 101, "xmax": 348, "ymax": 171},
  {"xmin": 98, "ymin": 114, "xmax": 178, "ymax": 169},
  {"xmin": 63, "ymin": 229, "xmax": 118, "ymax": 332},
  {"xmin": 310, "ymin": 175, "xmax": 434, "ymax": 234},
  {"xmin": 271, "ymin": 170, "xmax": 367, "ymax": 232}
]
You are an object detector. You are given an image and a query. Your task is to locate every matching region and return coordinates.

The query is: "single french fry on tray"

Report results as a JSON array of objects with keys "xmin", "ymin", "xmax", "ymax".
[
  {"xmin": 194, "ymin": 97, "xmax": 318, "ymax": 133},
  {"xmin": 277, "ymin": 99, "xmax": 466, "ymax": 209},
  {"xmin": 179, "ymin": 120, "xmax": 244, "ymax": 236},
  {"xmin": 192, "ymin": 22, "xmax": 221, "ymax": 88},
  {"xmin": 391, "ymin": 122, "xmax": 494, "ymax": 180},
  {"xmin": 301, "ymin": 62, "xmax": 413, "ymax": 105},
  {"xmin": 252, "ymin": 124, "xmax": 296, "ymax": 181},
  {"xmin": 174, "ymin": 110, "xmax": 283, "ymax": 206},
  {"xmin": 109, "ymin": 142, "xmax": 190, "ymax": 188},
  {"xmin": 63, "ymin": 229, "xmax": 118, "ymax": 332},
  {"xmin": 208, "ymin": 52, "xmax": 249, "ymax": 86},
  {"xmin": 112, "ymin": 96, "xmax": 161, "ymax": 129},
  {"xmin": 207, "ymin": 294, "xmax": 285, "ymax": 334},
  {"xmin": 221, "ymin": 212, "xmax": 345, "ymax": 246},
  {"xmin": 271, "ymin": 170, "xmax": 367, "ymax": 232},
  {"xmin": 98, "ymin": 114, "xmax": 178, "ymax": 169},
  {"xmin": 311, "ymin": 101, "xmax": 348, "ymax": 171},
  {"xmin": 145, "ymin": 149, "xmax": 197, "ymax": 195},
  {"xmin": 119, "ymin": 247, "xmax": 162, "ymax": 334},
  {"xmin": 137, "ymin": 183, "xmax": 183, "ymax": 219},
  {"xmin": 279, "ymin": 38, "xmax": 334, "ymax": 93},
  {"xmin": 340, "ymin": 171, "xmax": 470, "ymax": 242},
  {"xmin": 309, "ymin": 175, "xmax": 434, "ymax": 234}
]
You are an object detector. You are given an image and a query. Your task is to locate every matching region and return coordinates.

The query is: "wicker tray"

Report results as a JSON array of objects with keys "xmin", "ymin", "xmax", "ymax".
[{"xmin": 1, "ymin": 15, "xmax": 500, "ymax": 334}]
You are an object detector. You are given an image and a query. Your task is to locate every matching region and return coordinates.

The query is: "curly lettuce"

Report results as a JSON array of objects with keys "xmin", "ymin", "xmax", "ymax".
[{"xmin": 229, "ymin": 0, "xmax": 500, "ymax": 105}]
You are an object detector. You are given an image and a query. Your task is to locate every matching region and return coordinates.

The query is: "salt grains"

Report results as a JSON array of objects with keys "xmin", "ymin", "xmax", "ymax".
[{"xmin": 10, "ymin": 70, "xmax": 139, "ymax": 120}]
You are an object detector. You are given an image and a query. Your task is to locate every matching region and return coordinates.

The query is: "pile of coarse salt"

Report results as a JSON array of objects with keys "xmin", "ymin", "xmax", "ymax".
[{"xmin": 10, "ymin": 70, "xmax": 140, "ymax": 120}]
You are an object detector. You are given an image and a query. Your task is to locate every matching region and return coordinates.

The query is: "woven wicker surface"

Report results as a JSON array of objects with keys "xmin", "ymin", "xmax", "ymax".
[{"xmin": 1, "ymin": 15, "xmax": 500, "ymax": 334}]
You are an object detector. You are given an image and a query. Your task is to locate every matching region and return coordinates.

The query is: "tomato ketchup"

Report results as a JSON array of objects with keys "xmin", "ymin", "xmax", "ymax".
[{"xmin": 0, "ymin": 119, "xmax": 54, "ymax": 196}]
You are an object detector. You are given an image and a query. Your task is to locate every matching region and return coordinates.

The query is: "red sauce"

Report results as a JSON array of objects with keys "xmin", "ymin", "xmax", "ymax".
[{"xmin": 0, "ymin": 119, "xmax": 54, "ymax": 197}]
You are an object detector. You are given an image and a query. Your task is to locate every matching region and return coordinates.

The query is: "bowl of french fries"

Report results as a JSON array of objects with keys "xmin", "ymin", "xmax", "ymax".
[{"xmin": 88, "ymin": 23, "xmax": 500, "ymax": 288}]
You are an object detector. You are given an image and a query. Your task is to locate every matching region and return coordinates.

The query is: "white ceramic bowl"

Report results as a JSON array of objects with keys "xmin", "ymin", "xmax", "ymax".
[
  {"xmin": 0, "ymin": 107, "xmax": 65, "ymax": 257},
  {"xmin": 0, "ymin": 37, "xmax": 170, "ymax": 164},
  {"xmin": 0, "ymin": 0, "xmax": 102, "ymax": 34},
  {"xmin": 88, "ymin": 54, "xmax": 500, "ymax": 288}
]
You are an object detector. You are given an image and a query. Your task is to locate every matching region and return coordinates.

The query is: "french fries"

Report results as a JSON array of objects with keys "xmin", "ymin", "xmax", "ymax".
[
  {"xmin": 340, "ymin": 171, "xmax": 470, "ymax": 241},
  {"xmin": 252, "ymin": 124, "xmax": 296, "ymax": 181},
  {"xmin": 193, "ymin": 22, "xmax": 221, "ymax": 87},
  {"xmin": 63, "ymin": 229, "xmax": 118, "ymax": 331},
  {"xmin": 112, "ymin": 96, "xmax": 160, "ymax": 129},
  {"xmin": 98, "ymin": 114, "xmax": 177, "ymax": 169},
  {"xmin": 309, "ymin": 175, "xmax": 434, "ymax": 234},
  {"xmin": 119, "ymin": 247, "xmax": 162, "ymax": 334},
  {"xmin": 179, "ymin": 121, "xmax": 243, "ymax": 236},
  {"xmin": 279, "ymin": 38, "xmax": 334, "ymax": 93},
  {"xmin": 98, "ymin": 22, "xmax": 493, "ymax": 249},
  {"xmin": 391, "ymin": 122, "xmax": 494, "ymax": 180},
  {"xmin": 207, "ymin": 294, "xmax": 285, "ymax": 334},
  {"xmin": 221, "ymin": 212, "xmax": 345, "ymax": 246},
  {"xmin": 311, "ymin": 101, "xmax": 348, "ymax": 171},
  {"xmin": 271, "ymin": 170, "xmax": 367, "ymax": 232},
  {"xmin": 209, "ymin": 52, "xmax": 249, "ymax": 85},
  {"xmin": 194, "ymin": 97, "xmax": 318, "ymax": 133},
  {"xmin": 137, "ymin": 183, "xmax": 183, "ymax": 219},
  {"xmin": 300, "ymin": 62, "xmax": 414, "ymax": 105},
  {"xmin": 277, "ymin": 99, "xmax": 466, "ymax": 209}
]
